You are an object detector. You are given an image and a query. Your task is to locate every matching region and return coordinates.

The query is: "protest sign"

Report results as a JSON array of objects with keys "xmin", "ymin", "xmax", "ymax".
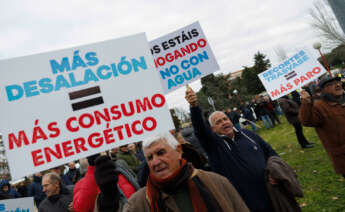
[
  {"xmin": 150, "ymin": 21, "xmax": 220, "ymax": 93},
  {"xmin": 0, "ymin": 197, "xmax": 34, "ymax": 212},
  {"xmin": 258, "ymin": 49, "xmax": 327, "ymax": 100},
  {"xmin": 0, "ymin": 33, "xmax": 174, "ymax": 180}
]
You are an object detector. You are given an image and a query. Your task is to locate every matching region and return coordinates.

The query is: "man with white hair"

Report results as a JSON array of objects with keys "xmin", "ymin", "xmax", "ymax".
[
  {"xmin": 185, "ymin": 87, "xmax": 278, "ymax": 212},
  {"xmin": 93, "ymin": 132, "xmax": 250, "ymax": 212}
]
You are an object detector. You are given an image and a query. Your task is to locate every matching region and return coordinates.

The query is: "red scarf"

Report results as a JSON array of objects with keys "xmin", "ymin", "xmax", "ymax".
[{"xmin": 146, "ymin": 159, "xmax": 218, "ymax": 212}]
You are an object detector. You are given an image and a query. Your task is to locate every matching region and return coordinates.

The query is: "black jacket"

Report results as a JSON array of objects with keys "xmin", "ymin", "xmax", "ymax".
[
  {"xmin": 66, "ymin": 168, "xmax": 81, "ymax": 184},
  {"xmin": 28, "ymin": 176, "xmax": 46, "ymax": 207},
  {"xmin": 191, "ymin": 106, "xmax": 277, "ymax": 212},
  {"xmin": 38, "ymin": 185, "xmax": 72, "ymax": 212},
  {"xmin": 254, "ymin": 101, "xmax": 270, "ymax": 117}
]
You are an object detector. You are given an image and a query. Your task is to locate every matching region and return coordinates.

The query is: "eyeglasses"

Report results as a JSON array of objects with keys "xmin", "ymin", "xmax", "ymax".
[{"xmin": 42, "ymin": 183, "xmax": 52, "ymax": 188}]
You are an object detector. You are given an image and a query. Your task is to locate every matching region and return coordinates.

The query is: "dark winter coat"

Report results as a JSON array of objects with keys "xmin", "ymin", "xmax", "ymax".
[
  {"xmin": 254, "ymin": 101, "xmax": 270, "ymax": 117},
  {"xmin": 278, "ymin": 97, "xmax": 299, "ymax": 124},
  {"xmin": 266, "ymin": 156, "xmax": 303, "ymax": 212},
  {"xmin": 61, "ymin": 174, "xmax": 73, "ymax": 186},
  {"xmin": 242, "ymin": 106, "xmax": 255, "ymax": 121},
  {"xmin": 117, "ymin": 151, "xmax": 140, "ymax": 174},
  {"xmin": 291, "ymin": 91, "xmax": 301, "ymax": 106},
  {"xmin": 180, "ymin": 127, "xmax": 208, "ymax": 158},
  {"xmin": 191, "ymin": 106, "xmax": 277, "ymax": 212},
  {"xmin": 28, "ymin": 175, "xmax": 46, "ymax": 207},
  {"xmin": 299, "ymin": 96, "xmax": 345, "ymax": 174},
  {"xmin": 227, "ymin": 111, "xmax": 240, "ymax": 124},
  {"xmin": 17, "ymin": 185, "xmax": 28, "ymax": 197},
  {"xmin": 0, "ymin": 180, "xmax": 21, "ymax": 198},
  {"xmin": 66, "ymin": 168, "xmax": 81, "ymax": 184},
  {"xmin": 38, "ymin": 185, "xmax": 73, "ymax": 212}
]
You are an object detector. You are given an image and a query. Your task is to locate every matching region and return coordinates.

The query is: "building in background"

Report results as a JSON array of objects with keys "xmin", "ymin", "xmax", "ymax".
[
  {"xmin": 328, "ymin": 0, "xmax": 345, "ymax": 34},
  {"xmin": 226, "ymin": 69, "xmax": 244, "ymax": 80}
]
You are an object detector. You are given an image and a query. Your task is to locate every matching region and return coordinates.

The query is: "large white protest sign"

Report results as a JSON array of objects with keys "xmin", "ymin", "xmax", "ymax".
[
  {"xmin": 150, "ymin": 21, "xmax": 220, "ymax": 93},
  {"xmin": 0, "ymin": 33, "xmax": 174, "ymax": 180},
  {"xmin": 258, "ymin": 49, "xmax": 327, "ymax": 100},
  {"xmin": 0, "ymin": 197, "xmax": 34, "ymax": 212}
]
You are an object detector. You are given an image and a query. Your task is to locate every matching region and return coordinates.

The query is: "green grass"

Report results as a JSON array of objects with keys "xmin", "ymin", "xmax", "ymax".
[{"xmin": 254, "ymin": 117, "xmax": 345, "ymax": 212}]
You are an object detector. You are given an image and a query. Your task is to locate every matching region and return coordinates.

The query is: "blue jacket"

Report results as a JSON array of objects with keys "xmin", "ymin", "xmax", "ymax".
[
  {"xmin": 28, "ymin": 176, "xmax": 46, "ymax": 207},
  {"xmin": 61, "ymin": 174, "xmax": 73, "ymax": 186},
  {"xmin": 191, "ymin": 106, "xmax": 277, "ymax": 212},
  {"xmin": 0, "ymin": 180, "xmax": 21, "ymax": 198}
]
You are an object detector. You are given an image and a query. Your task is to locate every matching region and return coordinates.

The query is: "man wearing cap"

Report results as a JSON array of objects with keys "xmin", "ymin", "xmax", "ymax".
[{"xmin": 299, "ymin": 76, "xmax": 345, "ymax": 178}]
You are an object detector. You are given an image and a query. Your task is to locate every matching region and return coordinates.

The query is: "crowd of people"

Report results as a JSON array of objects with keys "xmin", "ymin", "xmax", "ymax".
[{"xmin": 0, "ymin": 74, "xmax": 343, "ymax": 211}]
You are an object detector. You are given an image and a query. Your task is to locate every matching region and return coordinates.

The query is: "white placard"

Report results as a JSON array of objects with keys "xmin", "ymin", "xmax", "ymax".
[
  {"xmin": 0, "ymin": 33, "xmax": 174, "ymax": 180},
  {"xmin": 258, "ymin": 49, "xmax": 327, "ymax": 100},
  {"xmin": 0, "ymin": 197, "xmax": 34, "ymax": 212},
  {"xmin": 150, "ymin": 21, "xmax": 220, "ymax": 93}
]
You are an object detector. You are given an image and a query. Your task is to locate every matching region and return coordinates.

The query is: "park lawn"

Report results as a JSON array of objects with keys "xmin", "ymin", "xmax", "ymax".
[{"xmin": 255, "ymin": 117, "xmax": 345, "ymax": 212}]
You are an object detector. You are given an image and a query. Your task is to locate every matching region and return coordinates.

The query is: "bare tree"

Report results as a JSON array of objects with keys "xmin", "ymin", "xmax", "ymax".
[
  {"xmin": 273, "ymin": 46, "xmax": 288, "ymax": 62},
  {"xmin": 309, "ymin": 0, "xmax": 345, "ymax": 48},
  {"xmin": 174, "ymin": 107, "xmax": 190, "ymax": 123}
]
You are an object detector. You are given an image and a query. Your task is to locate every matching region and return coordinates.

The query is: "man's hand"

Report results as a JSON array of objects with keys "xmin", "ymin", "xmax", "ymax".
[
  {"xmin": 268, "ymin": 175, "xmax": 278, "ymax": 185},
  {"xmin": 68, "ymin": 202, "xmax": 74, "ymax": 212},
  {"xmin": 185, "ymin": 86, "xmax": 198, "ymax": 107},
  {"xmin": 300, "ymin": 90, "xmax": 311, "ymax": 103},
  {"xmin": 87, "ymin": 153, "xmax": 100, "ymax": 166}
]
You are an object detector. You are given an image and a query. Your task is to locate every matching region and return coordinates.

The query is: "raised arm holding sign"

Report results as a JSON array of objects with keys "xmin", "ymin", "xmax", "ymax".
[{"xmin": 185, "ymin": 87, "xmax": 279, "ymax": 212}]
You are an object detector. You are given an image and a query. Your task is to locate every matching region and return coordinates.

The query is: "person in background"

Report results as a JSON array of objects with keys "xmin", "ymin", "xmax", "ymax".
[
  {"xmin": 117, "ymin": 145, "xmax": 141, "ymax": 174},
  {"xmin": 17, "ymin": 179, "xmax": 29, "ymax": 197},
  {"xmin": 51, "ymin": 166, "xmax": 73, "ymax": 186},
  {"xmin": 255, "ymin": 96, "xmax": 274, "ymax": 129},
  {"xmin": 0, "ymin": 180, "xmax": 21, "ymax": 198},
  {"xmin": 225, "ymin": 108, "xmax": 241, "ymax": 129},
  {"xmin": 278, "ymin": 96, "xmax": 313, "ymax": 149},
  {"xmin": 132, "ymin": 142, "xmax": 146, "ymax": 163},
  {"xmin": 241, "ymin": 105, "xmax": 257, "ymax": 132},
  {"xmin": 264, "ymin": 96, "xmax": 281, "ymax": 125},
  {"xmin": 79, "ymin": 158, "xmax": 89, "ymax": 178},
  {"xmin": 66, "ymin": 161, "xmax": 81, "ymax": 184},
  {"xmin": 28, "ymin": 172, "xmax": 46, "ymax": 208}
]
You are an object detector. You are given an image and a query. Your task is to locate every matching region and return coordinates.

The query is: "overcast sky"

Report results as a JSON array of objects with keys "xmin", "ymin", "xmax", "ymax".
[{"xmin": 0, "ymin": 0, "xmax": 324, "ymax": 110}]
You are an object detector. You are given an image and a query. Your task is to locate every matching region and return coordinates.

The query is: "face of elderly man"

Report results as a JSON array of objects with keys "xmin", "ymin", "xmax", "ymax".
[
  {"xmin": 210, "ymin": 112, "xmax": 234, "ymax": 138},
  {"xmin": 144, "ymin": 139, "xmax": 182, "ymax": 180},
  {"xmin": 42, "ymin": 175, "xmax": 60, "ymax": 197}
]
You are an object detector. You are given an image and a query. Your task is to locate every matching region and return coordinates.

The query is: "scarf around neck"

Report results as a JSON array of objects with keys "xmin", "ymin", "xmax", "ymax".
[{"xmin": 146, "ymin": 159, "xmax": 223, "ymax": 212}]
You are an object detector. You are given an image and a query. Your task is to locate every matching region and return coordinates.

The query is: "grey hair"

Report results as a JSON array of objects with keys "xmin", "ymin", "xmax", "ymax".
[
  {"xmin": 43, "ymin": 172, "xmax": 61, "ymax": 185},
  {"xmin": 208, "ymin": 111, "xmax": 225, "ymax": 127},
  {"xmin": 142, "ymin": 131, "xmax": 179, "ymax": 151}
]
